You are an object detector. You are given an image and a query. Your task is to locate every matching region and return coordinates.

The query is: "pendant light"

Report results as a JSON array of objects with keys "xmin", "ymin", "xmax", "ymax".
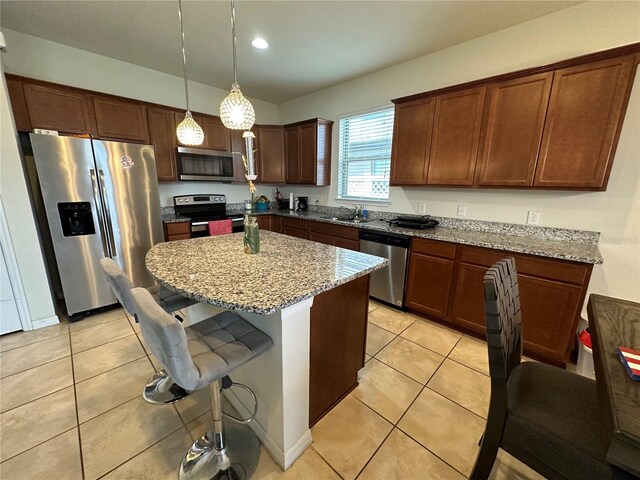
[
  {"xmin": 176, "ymin": 0, "xmax": 204, "ymax": 146},
  {"xmin": 220, "ymin": 0, "xmax": 255, "ymax": 130}
]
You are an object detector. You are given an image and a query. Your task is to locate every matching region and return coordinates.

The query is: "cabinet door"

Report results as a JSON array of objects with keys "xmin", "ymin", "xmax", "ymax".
[
  {"xmin": 390, "ymin": 98, "xmax": 434, "ymax": 185},
  {"xmin": 6, "ymin": 78, "xmax": 31, "ymax": 131},
  {"xmin": 332, "ymin": 237, "xmax": 359, "ymax": 251},
  {"xmin": 93, "ymin": 96, "xmax": 150, "ymax": 142},
  {"xmin": 174, "ymin": 112, "xmax": 206, "ymax": 147},
  {"xmin": 202, "ymin": 116, "xmax": 231, "ymax": 151},
  {"xmin": 534, "ymin": 56, "xmax": 636, "ymax": 189},
  {"xmin": 282, "ymin": 217, "xmax": 307, "ymax": 239},
  {"xmin": 257, "ymin": 215, "xmax": 272, "ymax": 231},
  {"xmin": 148, "ymin": 108, "xmax": 178, "ymax": 181},
  {"xmin": 427, "ymin": 87, "xmax": 485, "ymax": 185},
  {"xmin": 299, "ymin": 123, "xmax": 318, "ymax": 184},
  {"xmin": 256, "ymin": 126, "xmax": 285, "ymax": 184},
  {"xmin": 450, "ymin": 263, "xmax": 487, "ymax": 334},
  {"xmin": 270, "ymin": 216, "xmax": 283, "ymax": 233},
  {"xmin": 23, "ymin": 83, "xmax": 93, "ymax": 134},
  {"xmin": 230, "ymin": 129, "xmax": 248, "ymax": 182},
  {"xmin": 405, "ymin": 253, "xmax": 455, "ymax": 320},
  {"xmin": 285, "ymin": 126, "xmax": 300, "ymax": 184},
  {"xmin": 308, "ymin": 231, "xmax": 332, "ymax": 246},
  {"xmin": 476, "ymin": 73, "xmax": 552, "ymax": 186}
]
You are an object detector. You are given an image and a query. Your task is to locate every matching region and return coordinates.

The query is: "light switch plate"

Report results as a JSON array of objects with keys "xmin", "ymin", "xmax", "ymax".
[
  {"xmin": 527, "ymin": 211, "xmax": 541, "ymax": 225},
  {"xmin": 457, "ymin": 204, "xmax": 467, "ymax": 217},
  {"xmin": 418, "ymin": 202, "xmax": 427, "ymax": 214}
]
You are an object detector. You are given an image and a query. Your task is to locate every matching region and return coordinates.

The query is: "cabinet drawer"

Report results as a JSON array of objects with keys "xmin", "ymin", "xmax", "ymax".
[
  {"xmin": 281, "ymin": 217, "xmax": 308, "ymax": 231},
  {"xmin": 308, "ymin": 221, "xmax": 359, "ymax": 241},
  {"xmin": 411, "ymin": 238, "xmax": 457, "ymax": 259},
  {"xmin": 164, "ymin": 222, "xmax": 190, "ymax": 237},
  {"xmin": 459, "ymin": 246, "xmax": 589, "ymax": 284}
]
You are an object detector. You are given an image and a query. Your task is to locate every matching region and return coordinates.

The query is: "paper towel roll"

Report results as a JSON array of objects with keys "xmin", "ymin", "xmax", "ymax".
[{"xmin": 289, "ymin": 192, "xmax": 294, "ymax": 210}]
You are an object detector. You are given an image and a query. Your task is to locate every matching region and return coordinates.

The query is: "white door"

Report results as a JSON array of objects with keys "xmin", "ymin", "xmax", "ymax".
[{"xmin": 0, "ymin": 241, "xmax": 22, "ymax": 334}]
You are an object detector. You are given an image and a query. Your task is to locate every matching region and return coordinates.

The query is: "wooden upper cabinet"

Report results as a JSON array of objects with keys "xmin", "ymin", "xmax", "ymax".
[
  {"xmin": 256, "ymin": 125, "xmax": 285, "ymax": 184},
  {"xmin": 23, "ymin": 83, "xmax": 94, "ymax": 134},
  {"xmin": 390, "ymin": 98, "xmax": 434, "ymax": 185},
  {"xmin": 147, "ymin": 108, "xmax": 178, "ymax": 181},
  {"xmin": 427, "ymin": 86, "xmax": 486, "ymax": 186},
  {"xmin": 202, "ymin": 116, "xmax": 231, "ymax": 151},
  {"xmin": 534, "ymin": 56, "xmax": 637, "ymax": 189},
  {"xmin": 5, "ymin": 78, "xmax": 31, "ymax": 131},
  {"xmin": 93, "ymin": 96, "xmax": 149, "ymax": 143},
  {"xmin": 284, "ymin": 119, "xmax": 332, "ymax": 185},
  {"xmin": 476, "ymin": 73, "xmax": 553, "ymax": 186}
]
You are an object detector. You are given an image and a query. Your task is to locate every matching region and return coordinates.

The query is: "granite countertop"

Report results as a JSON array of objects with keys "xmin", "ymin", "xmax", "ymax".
[
  {"xmin": 253, "ymin": 209, "xmax": 603, "ymax": 264},
  {"xmin": 161, "ymin": 213, "xmax": 190, "ymax": 223},
  {"xmin": 146, "ymin": 231, "xmax": 388, "ymax": 315}
]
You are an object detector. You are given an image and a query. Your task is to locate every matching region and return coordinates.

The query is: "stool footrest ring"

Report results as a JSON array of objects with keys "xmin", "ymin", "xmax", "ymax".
[{"xmin": 222, "ymin": 382, "xmax": 257, "ymax": 424}]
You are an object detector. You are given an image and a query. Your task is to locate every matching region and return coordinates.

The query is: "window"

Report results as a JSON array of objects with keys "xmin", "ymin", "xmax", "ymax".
[{"xmin": 338, "ymin": 107, "xmax": 394, "ymax": 201}]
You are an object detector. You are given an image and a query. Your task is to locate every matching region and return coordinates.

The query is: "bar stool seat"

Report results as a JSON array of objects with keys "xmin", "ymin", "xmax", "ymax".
[
  {"xmin": 147, "ymin": 284, "xmax": 198, "ymax": 314},
  {"xmin": 130, "ymin": 287, "xmax": 272, "ymax": 480}
]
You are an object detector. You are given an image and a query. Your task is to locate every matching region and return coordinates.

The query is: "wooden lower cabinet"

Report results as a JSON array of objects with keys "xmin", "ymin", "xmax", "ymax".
[
  {"xmin": 257, "ymin": 215, "xmax": 272, "ymax": 231},
  {"xmin": 307, "ymin": 221, "xmax": 359, "ymax": 251},
  {"xmin": 281, "ymin": 217, "xmax": 308, "ymax": 239},
  {"xmin": 309, "ymin": 275, "xmax": 369, "ymax": 426},
  {"xmin": 406, "ymin": 253, "xmax": 455, "ymax": 319},
  {"xmin": 163, "ymin": 222, "xmax": 191, "ymax": 241}
]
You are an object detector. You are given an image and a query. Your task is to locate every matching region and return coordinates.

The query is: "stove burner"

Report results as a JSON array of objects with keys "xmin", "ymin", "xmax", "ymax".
[{"xmin": 386, "ymin": 216, "xmax": 439, "ymax": 230}]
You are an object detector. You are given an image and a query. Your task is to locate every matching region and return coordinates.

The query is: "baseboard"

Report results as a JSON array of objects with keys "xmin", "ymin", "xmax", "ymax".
[
  {"xmin": 31, "ymin": 314, "xmax": 60, "ymax": 330},
  {"xmin": 223, "ymin": 388, "xmax": 313, "ymax": 470}
]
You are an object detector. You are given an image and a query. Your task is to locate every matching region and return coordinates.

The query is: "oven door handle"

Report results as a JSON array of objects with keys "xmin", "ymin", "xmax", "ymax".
[{"xmin": 191, "ymin": 221, "xmax": 209, "ymax": 227}]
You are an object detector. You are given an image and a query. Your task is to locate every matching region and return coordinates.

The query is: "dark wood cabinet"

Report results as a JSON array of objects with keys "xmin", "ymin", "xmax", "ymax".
[
  {"xmin": 23, "ymin": 83, "xmax": 94, "ymax": 134},
  {"xmin": 270, "ymin": 215, "xmax": 282, "ymax": 233},
  {"xmin": 92, "ymin": 96, "xmax": 149, "ymax": 143},
  {"xmin": 450, "ymin": 262, "xmax": 489, "ymax": 334},
  {"xmin": 284, "ymin": 119, "xmax": 332, "ymax": 185},
  {"xmin": 257, "ymin": 215, "xmax": 272, "ymax": 231},
  {"xmin": 202, "ymin": 115, "xmax": 231, "ymax": 151},
  {"xmin": 281, "ymin": 217, "xmax": 308, "ymax": 239},
  {"xmin": 534, "ymin": 56, "xmax": 637, "ymax": 189},
  {"xmin": 427, "ymin": 87, "xmax": 486, "ymax": 186},
  {"xmin": 307, "ymin": 221, "xmax": 359, "ymax": 251},
  {"xmin": 163, "ymin": 222, "xmax": 191, "ymax": 241},
  {"xmin": 476, "ymin": 73, "xmax": 552, "ymax": 186},
  {"xmin": 256, "ymin": 125, "xmax": 285, "ymax": 184},
  {"xmin": 148, "ymin": 108, "xmax": 178, "ymax": 181},
  {"xmin": 5, "ymin": 78, "xmax": 31, "ymax": 131},
  {"xmin": 390, "ymin": 98, "xmax": 434, "ymax": 185},
  {"xmin": 405, "ymin": 238, "xmax": 457, "ymax": 319}
]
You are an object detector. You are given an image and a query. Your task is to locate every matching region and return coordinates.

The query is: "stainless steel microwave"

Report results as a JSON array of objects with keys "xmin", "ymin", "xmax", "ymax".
[{"xmin": 177, "ymin": 147, "xmax": 235, "ymax": 182}]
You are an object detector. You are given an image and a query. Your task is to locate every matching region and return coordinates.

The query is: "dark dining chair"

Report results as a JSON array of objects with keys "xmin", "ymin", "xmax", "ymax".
[{"xmin": 470, "ymin": 258, "xmax": 635, "ymax": 480}]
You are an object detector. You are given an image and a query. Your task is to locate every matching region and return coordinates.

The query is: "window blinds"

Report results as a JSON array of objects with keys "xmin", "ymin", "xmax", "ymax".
[{"xmin": 338, "ymin": 107, "xmax": 395, "ymax": 200}]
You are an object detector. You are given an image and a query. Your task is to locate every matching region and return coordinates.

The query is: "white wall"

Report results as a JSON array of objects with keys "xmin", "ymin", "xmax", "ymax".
[
  {"xmin": 278, "ymin": 1, "xmax": 640, "ymax": 304},
  {"xmin": 0, "ymin": 61, "xmax": 58, "ymax": 327}
]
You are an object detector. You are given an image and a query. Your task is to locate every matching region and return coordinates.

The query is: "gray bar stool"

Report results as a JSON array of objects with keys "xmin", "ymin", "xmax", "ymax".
[
  {"xmin": 130, "ymin": 287, "xmax": 272, "ymax": 480},
  {"xmin": 99, "ymin": 258, "xmax": 198, "ymax": 404}
]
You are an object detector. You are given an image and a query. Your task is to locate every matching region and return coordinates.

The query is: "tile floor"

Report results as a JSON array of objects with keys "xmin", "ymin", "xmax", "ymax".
[{"xmin": 0, "ymin": 302, "xmax": 546, "ymax": 480}]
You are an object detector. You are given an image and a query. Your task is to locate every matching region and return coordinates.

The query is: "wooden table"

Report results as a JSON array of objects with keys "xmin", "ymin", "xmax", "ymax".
[{"xmin": 587, "ymin": 294, "xmax": 640, "ymax": 477}]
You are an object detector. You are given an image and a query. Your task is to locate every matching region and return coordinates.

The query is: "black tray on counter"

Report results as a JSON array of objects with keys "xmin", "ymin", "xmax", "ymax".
[{"xmin": 386, "ymin": 216, "xmax": 439, "ymax": 230}]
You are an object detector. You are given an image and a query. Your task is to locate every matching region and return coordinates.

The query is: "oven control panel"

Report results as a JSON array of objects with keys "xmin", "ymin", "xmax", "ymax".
[{"xmin": 174, "ymin": 195, "xmax": 226, "ymax": 205}]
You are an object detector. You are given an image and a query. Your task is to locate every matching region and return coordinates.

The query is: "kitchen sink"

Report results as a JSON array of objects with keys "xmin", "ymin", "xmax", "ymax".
[{"xmin": 321, "ymin": 215, "xmax": 372, "ymax": 223}]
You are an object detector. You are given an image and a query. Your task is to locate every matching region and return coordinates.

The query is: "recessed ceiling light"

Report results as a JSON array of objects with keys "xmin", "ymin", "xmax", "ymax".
[{"xmin": 251, "ymin": 38, "xmax": 268, "ymax": 49}]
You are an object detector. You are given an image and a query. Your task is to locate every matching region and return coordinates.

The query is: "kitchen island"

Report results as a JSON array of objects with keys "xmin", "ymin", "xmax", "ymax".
[{"xmin": 146, "ymin": 232, "xmax": 387, "ymax": 469}]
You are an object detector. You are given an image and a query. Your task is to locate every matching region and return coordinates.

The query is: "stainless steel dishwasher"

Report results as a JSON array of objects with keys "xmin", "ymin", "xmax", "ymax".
[{"xmin": 359, "ymin": 230, "xmax": 410, "ymax": 307}]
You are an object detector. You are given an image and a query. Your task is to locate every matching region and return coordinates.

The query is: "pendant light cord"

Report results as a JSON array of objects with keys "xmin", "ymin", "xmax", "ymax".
[
  {"xmin": 178, "ymin": 0, "xmax": 191, "ymax": 110},
  {"xmin": 231, "ymin": 0, "xmax": 238, "ymax": 85}
]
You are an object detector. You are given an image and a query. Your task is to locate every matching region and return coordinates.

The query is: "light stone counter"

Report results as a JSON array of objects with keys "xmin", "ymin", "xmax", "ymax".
[{"xmin": 146, "ymin": 231, "xmax": 387, "ymax": 314}]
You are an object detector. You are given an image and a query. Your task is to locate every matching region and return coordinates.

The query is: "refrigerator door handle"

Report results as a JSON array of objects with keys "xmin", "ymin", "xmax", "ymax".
[
  {"xmin": 98, "ymin": 169, "xmax": 118, "ymax": 257},
  {"xmin": 90, "ymin": 168, "xmax": 110, "ymax": 257}
]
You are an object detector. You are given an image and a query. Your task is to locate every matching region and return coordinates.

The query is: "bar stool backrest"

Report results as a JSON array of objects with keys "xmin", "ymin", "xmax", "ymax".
[{"xmin": 99, "ymin": 258, "xmax": 137, "ymax": 316}]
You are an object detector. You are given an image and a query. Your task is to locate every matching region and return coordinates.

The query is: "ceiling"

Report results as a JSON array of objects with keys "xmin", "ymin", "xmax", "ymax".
[{"xmin": 0, "ymin": 1, "xmax": 582, "ymax": 104}]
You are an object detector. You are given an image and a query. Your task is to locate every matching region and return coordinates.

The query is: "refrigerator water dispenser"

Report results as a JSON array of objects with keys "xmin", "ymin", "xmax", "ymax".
[{"xmin": 58, "ymin": 202, "xmax": 95, "ymax": 237}]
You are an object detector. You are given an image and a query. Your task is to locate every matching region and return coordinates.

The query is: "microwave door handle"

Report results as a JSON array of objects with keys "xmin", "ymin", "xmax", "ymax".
[
  {"xmin": 98, "ymin": 170, "xmax": 118, "ymax": 257},
  {"xmin": 89, "ymin": 169, "xmax": 110, "ymax": 257}
]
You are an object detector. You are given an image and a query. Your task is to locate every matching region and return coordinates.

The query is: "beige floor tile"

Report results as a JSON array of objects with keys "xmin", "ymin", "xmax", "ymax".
[
  {"xmin": 71, "ymin": 317, "xmax": 134, "ymax": 353},
  {"xmin": 449, "ymin": 335, "xmax": 490, "ymax": 376},
  {"xmin": 312, "ymin": 394, "xmax": 392, "ymax": 480},
  {"xmin": 76, "ymin": 357, "xmax": 155, "ymax": 423},
  {"xmin": 489, "ymin": 448, "xmax": 546, "ymax": 480},
  {"xmin": 427, "ymin": 359, "xmax": 490, "ymax": 418},
  {"xmin": 400, "ymin": 318, "xmax": 461, "ymax": 356},
  {"xmin": 375, "ymin": 337, "xmax": 444, "ymax": 384},
  {"xmin": 0, "ymin": 386, "xmax": 77, "ymax": 462},
  {"xmin": 137, "ymin": 333, "xmax": 152, "ymax": 354},
  {"xmin": 73, "ymin": 334, "xmax": 146, "ymax": 382},
  {"xmin": 184, "ymin": 399, "xmax": 240, "ymax": 442},
  {"xmin": 0, "ymin": 428, "xmax": 82, "ymax": 480},
  {"xmin": 359, "ymin": 428, "xmax": 465, "ymax": 480},
  {"xmin": 1, "ymin": 357, "xmax": 73, "ymax": 413},
  {"xmin": 0, "ymin": 334, "xmax": 70, "ymax": 378},
  {"xmin": 365, "ymin": 323, "xmax": 396, "ymax": 357},
  {"xmin": 367, "ymin": 305, "xmax": 415, "ymax": 334},
  {"xmin": 352, "ymin": 359, "xmax": 421, "ymax": 423},
  {"xmin": 102, "ymin": 428, "xmax": 193, "ymax": 479},
  {"xmin": 253, "ymin": 445, "xmax": 340, "ymax": 480},
  {"xmin": 80, "ymin": 396, "xmax": 183, "ymax": 479},
  {"xmin": 398, "ymin": 388, "xmax": 484, "ymax": 477},
  {"xmin": 175, "ymin": 387, "xmax": 211, "ymax": 424},
  {"xmin": 148, "ymin": 352, "xmax": 162, "ymax": 371},
  {"xmin": 365, "ymin": 353, "xmax": 372, "ymax": 363},
  {"xmin": 0, "ymin": 321, "xmax": 69, "ymax": 353},
  {"xmin": 368, "ymin": 300, "xmax": 380, "ymax": 313},
  {"xmin": 69, "ymin": 308, "xmax": 127, "ymax": 332}
]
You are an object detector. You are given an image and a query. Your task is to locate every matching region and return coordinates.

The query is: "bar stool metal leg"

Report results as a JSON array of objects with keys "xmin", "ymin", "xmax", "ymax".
[
  {"xmin": 180, "ymin": 379, "xmax": 260, "ymax": 480},
  {"xmin": 143, "ymin": 370, "xmax": 190, "ymax": 405}
]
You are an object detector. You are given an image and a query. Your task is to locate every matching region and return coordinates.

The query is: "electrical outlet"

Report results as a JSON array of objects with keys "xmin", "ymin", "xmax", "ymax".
[
  {"xmin": 527, "ymin": 211, "xmax": 541, "ymax": 225},
  {"xmin": 457, "ymin": 204, "xmax": 467, "ymax": 217},
  {"xmin": 418, "ymin": 201, "xmax": 427, "ymax": 214}
]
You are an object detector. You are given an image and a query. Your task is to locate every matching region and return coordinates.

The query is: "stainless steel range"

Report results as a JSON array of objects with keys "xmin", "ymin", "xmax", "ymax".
[{"xmin": 173, "ymin": 195, "xmax": 244, "ymax": 237}]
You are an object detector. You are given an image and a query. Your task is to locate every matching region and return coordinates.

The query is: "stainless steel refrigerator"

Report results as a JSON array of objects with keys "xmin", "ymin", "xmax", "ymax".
[{"xmin": 30, "ymin": 134, "xmax": 164, "ymax": 319}]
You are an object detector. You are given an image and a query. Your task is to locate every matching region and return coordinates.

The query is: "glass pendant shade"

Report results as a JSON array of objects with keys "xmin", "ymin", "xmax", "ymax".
[
  {"xmin": 176, "ymin": 110, "xmax": 204, "ymax": 146},
  {"xmin": 220, "ymin": 83, "xmax": 255, "ymax": 130}
]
